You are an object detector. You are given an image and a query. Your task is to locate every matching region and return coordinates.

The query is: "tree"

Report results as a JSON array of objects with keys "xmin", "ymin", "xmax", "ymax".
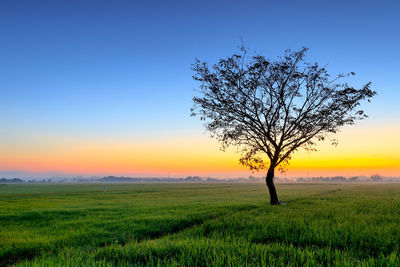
[
  {"xmin": 370, "ymin": 174, "xmax": 382, "ymax": 182},
  {"xmin": 191, "ymin": 47, "xmax": 376, "ymax": 205}
]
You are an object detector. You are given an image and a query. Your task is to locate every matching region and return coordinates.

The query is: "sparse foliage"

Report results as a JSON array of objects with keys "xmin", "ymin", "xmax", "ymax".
[{"xmin": 191, "ymin": 46, "xmax": 376, "ymax": 205}]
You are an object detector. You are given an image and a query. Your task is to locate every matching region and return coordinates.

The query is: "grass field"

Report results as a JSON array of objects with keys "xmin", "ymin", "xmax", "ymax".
[{"xmin": 1, "ymin": 183, "xmax": 400, "ymax": 266}]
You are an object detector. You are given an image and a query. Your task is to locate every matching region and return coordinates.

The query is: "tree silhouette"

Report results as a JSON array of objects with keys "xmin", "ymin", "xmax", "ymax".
[{"xmin": 191, "ymin": 47, "xmax": 376, "ymax": 205}]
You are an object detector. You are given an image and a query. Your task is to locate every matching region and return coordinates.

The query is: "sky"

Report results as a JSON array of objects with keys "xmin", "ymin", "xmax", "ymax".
[{"xmin": 0, "ymin": 0, "xmax": 399, "ymax": 178}]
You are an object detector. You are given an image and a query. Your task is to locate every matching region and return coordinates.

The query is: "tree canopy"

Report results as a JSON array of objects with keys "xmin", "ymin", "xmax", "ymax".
[{"xmin": 191, "ymin": 47, "xmax": 376, "ymax": 204}]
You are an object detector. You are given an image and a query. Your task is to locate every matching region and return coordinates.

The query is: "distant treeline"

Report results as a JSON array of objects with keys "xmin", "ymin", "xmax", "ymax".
[
  {"xmin": 1, "ymin": 174, "xmax": 399, "ymax": 183},
  {"xmin": 296, "ymin": 174, "xmax": 398, "ymax": 183},
  {"xmin": 0, "ymin": 176, "xmax": 259, "ymax": 183},
  {"xmin": 0, "ymin": 178, "xmax": 24, "ymax": 183},
  {"xmin": 97, "ymin": 176, "xmax": 259, "ymax": 183}
]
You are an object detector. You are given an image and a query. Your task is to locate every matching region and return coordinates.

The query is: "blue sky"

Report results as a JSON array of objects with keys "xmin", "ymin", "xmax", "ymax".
[{"xmin": 0, "ymin": 0, "xmax": 399, "ymax": 177}]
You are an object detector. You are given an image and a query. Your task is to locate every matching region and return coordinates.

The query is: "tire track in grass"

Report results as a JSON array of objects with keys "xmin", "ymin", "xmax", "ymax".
[
  {"xmin": 3, "ymin": 205, "xmax": 258, "ymax": 266},
  {"xmin": 283, "ymin": 188, "xmax": 342, "ymax": 204}
]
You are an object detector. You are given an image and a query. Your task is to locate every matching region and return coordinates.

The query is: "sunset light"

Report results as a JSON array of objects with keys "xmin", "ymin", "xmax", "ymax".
[{"xmin": 0, "ymin": 1, "xmax": 398, "ymax": 180}]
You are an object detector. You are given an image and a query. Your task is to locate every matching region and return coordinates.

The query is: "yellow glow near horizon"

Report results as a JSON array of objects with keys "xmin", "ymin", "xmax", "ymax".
[{"xmin": 0, "ymin": 124, "xmax": 399, "ymax": 178}]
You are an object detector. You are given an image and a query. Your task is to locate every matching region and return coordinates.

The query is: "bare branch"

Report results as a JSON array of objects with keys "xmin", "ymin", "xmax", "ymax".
[{"xmin": 191, "ymin": 47, "xmax": 376, "ymax": 173}]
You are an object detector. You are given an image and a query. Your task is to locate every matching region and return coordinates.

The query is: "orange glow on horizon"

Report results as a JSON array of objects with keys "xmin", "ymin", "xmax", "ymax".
[{"xmin": 0, "ymin": 124, "xmax": 399, "ymax": 178}]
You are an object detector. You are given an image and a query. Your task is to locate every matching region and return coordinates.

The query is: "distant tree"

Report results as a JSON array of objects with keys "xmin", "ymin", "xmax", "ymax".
[
  {"xmin": 349, "ymin": 176, "xmax": 359, "ymax": 182},
  {"xmin": 191, "ymin": 46, "xmax": 376, "ymax": 205},
  {"xmin": 370, "ymin": 174, "xmax": 383, "ymax": 182}
]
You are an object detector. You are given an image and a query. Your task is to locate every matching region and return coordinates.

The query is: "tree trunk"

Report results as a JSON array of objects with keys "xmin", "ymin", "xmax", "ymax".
[{"xmin": 266, "ymin": 165, "xmax": 280, "ymax": 205}]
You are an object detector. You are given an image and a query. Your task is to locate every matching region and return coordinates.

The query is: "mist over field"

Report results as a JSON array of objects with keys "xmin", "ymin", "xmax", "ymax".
[{"xmin": 1, "ymin": 174, "xmax": 400, "ymax": 184}]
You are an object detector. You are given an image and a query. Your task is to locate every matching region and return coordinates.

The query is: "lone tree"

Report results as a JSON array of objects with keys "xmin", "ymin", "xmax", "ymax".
[{"xmin": 191, "ymin": 47, "xmax": 376, "ymax": 205}]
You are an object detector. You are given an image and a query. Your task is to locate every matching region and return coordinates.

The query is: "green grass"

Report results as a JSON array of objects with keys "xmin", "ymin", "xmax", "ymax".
[{"xmin": 1, "ymin": 183, "xmax": 400, "ymax": 266}]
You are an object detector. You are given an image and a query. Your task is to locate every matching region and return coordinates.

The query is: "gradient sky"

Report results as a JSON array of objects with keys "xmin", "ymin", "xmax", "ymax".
[{"xmin": 1, "ymin": 0, "xmax": 399, "ymax": 178}]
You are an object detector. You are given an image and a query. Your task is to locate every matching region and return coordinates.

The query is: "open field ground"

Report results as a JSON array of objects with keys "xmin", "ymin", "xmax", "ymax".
[{"xmin": 1, "ymin": 183, "xmax": 400, "ymax": 266}]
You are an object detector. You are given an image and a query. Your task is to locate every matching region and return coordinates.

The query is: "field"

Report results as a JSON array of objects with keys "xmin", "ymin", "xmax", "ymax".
[{"xmin": 1, "ymin": 183, "xmax": 400, "ymax": 266}]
